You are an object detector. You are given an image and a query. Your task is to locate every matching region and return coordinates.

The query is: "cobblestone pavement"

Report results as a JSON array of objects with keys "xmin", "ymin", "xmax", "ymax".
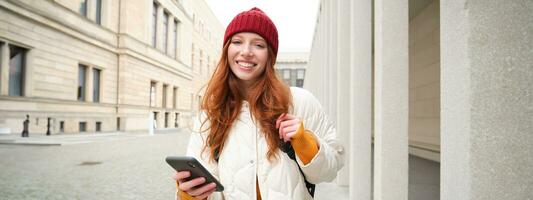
[
  {"xmin": 0, "ymin": 131, "xmax": 188, "ymax": 200},
  {"xmin": 0, "ymin": 130, "xmax": 348, "ymax": 200}
]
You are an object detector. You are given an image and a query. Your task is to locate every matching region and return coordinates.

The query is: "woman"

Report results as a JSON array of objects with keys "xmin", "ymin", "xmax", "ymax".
[{"xmin": 173, "ymin": 7, "xmax": 344, "ymax": 200}]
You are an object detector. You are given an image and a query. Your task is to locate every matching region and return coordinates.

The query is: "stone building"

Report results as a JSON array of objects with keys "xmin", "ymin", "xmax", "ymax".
[
  {"xmin": 275, "ymin": 52, "xmax": 308, "ymax": 88},
  {"xmin": 0, "ymin": 0, "xmax": 222, "ymax": 135},
  {"xmin": 190, "ymin": 0, "xmax": 224, "ymax": 110},
  {"xmin": 306, "ymin": 0, "xmax": 532, "ymax": 199}
]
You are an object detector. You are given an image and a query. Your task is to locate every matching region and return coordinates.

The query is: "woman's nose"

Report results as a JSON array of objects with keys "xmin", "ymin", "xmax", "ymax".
[{"xmin": 240, "ymin": 45, "xmax": 253, "ymax": 57}]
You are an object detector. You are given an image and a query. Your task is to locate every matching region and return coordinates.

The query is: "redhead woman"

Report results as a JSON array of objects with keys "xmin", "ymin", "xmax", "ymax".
[{"xmin": 172, "ymin": 7, "xmax": 345, "ymax": 200}]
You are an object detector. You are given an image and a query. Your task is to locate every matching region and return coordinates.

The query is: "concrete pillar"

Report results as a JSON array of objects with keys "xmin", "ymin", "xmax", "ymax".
[
  {"xmin": 315, "ymin": 1, "xmax": 325, "ymax": 99},
  {"xmin": 327, "ymin": 0, "xmax": 337, "ymax": 121},
  {"xmin": 373, "ymin": 0, "xmax": 409, "ymax": 199},
  {"xmin": 441, "ymin": 1, "xmax": 533, "ymax": 199},
  {"xmin": 156, "ymin": 110, "xmax": 163, "ymax": 130},
  {"xmin": 336, "ymin": 0, "xmax": 351, "ymax": 186},
  {"xmin": 23, "ymin": 49, "xmax": 34, "ymax": 97},
  {"xmin": 0, "ymin": 42, "xmax": 9, "ymax": 95},
  {"xmin": 156, "ymin": 5, "xmax": 164, "ymax": 51},
  {"xmin": 163, "ymin": 84, "xmax": 169, "ymax": 109},
  {"xmin": 87, "ymin": 0, "xmax": 96, "ymax": 22},
  {"xmin": 350, "ymin": 0, "xmax": 372, "ymax": 199},
  {"xmin": 99, "ymin": 0, "xmax": 108, "ymax": 27},
  {"xmin": 173, "ymin": 20, "xmax": 180, "ymax": 59},
  {"xmin": 86, "ymin": 66, "xmax": 94, "ymax": 102},
  {"xmin": 155, "ymin": 81, "xmax": 162, "ymax": 108},
  {"xmin": 166, "ymin": 14, "xmax": 173, "ymax": 55}
]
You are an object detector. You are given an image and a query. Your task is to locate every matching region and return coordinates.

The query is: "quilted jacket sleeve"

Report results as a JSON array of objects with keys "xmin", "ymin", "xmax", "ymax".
[
  {"xmin": 176, "ymin": 113, "xmax": 224, "ymax": 200},
  {"xmin": 291, "ymin": 87, "xmax": 346, "ymax": 184}
]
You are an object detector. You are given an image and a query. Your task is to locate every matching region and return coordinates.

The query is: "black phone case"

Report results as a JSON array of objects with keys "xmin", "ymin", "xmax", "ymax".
[{"xmin": 165, "ymin": 156, "xmax": 224, "ymax": 192}]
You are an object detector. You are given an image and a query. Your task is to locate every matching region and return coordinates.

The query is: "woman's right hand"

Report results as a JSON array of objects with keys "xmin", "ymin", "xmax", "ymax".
[{"xmin": 173, "ymin": 171, "xmax": 217, "ymax": 200}]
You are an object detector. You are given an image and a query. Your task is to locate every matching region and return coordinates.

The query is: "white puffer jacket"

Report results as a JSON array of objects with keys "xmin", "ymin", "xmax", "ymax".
[{"xmin": 186, "ymin": 87, "xmax": 345, "ymax": 200}]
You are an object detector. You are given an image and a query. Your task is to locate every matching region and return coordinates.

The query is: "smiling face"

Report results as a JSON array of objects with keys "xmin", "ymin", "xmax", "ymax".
[{"xmin": 227, "ymin": 32, "xmax": 269, "ymax": 90}]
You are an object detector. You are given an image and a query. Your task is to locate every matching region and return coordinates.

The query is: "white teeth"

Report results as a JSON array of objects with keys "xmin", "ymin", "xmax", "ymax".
[{"xmin": 237, "ymin": 61, "xmax": 255, "ymax": 68}]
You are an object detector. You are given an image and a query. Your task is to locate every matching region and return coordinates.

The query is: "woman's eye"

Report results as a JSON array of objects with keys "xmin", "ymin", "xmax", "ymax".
[
  {"xmin": 231, "ymin": 40, "xmax": 242, "ymax": 45},
  {"xmin": 255, "ymin": 44, "xmax": 265, "ymax": 48}
]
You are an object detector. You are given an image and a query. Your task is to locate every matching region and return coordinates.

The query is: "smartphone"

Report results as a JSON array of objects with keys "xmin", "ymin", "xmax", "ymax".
[{"xmin": 166, "ymin": 156, "xmax": 224, "ymax": 192}]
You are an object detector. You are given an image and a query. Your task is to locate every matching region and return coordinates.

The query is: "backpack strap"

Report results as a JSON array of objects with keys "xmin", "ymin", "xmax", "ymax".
[{"xmin": 280, "ymin": 142, "xmax": 316, "ymax": 197}]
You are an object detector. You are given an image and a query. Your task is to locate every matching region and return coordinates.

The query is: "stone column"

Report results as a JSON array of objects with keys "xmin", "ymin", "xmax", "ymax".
[
  {"xmin": 87, "ymin": 0, "xmax": 96, "ymax": 22},
  {"xmin": 156, "ymin": 5, "xmax": 164, "ymax": 51},
  {"xmin": 350, "ymin": 0, "xmax": 372, "ymax": 198},
  {"xmin": 441, "ymin": 1, "xmax": 533, "ymax": 199},
  {"xmin": 373, "ymin": 0, "xmax": 409, "ymax": 199},
  {"xmin": 86, "ymin": 66, "xmax": 94, "ymax": 102},
  {"xmin": 0, "ymin": 42, "xmax": 9, "ymax": 95},
  {"xmin": 155, "ymin": 81, "xmax": 162, "ymax": 108},
  {"xmin": 166, "ymin": 14, "xmax": 173, "ymax": 55},
  {"xmin": 336, "ymin": 0, "xmax": 351, "ymax": 186},
  {"xmin": 23, "ymin": 49, "xmax": 34, "ymax": 97},
  {"xmin": 327, "ymin": 0, "xmax": 337, "ymax": 120}
]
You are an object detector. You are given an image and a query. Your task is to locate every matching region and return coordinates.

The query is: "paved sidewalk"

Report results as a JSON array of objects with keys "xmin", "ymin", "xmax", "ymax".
[
  {"xmin": 0, "ymin": 130, "xmax": 438, "ymax": 199},
  {"xmin": 0, "ymin": 130, "xmax": 349, "ymax": 199},
  {"xmin": 0, "ymin": 128, "xmax": 183, "ymax": 146}
]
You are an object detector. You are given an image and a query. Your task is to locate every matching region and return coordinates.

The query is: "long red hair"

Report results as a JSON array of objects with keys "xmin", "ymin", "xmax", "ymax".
[{"xmin": 200, "ymin": 40, "xmax": 292, "ymax": 162}]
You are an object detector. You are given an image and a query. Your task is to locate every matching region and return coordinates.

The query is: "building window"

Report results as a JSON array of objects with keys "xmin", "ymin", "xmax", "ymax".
[
  {"xmin": 59, "ymin": 121, "xmax": 65, "ymax": 133},
  {"xmin": 8, "ymin": 45, "xmax": 27, "ymax": 96},
  {"xmin": 162, "ymin": 84, "xmax": 168, "ymax": 108},
  {"xmin": 79, "ymin": 0, "xmax": 88, "ymax": 16},
  {"xmin": 173, "ymin": 20, "xmax": 179, "ymax": 58},
  {"xmin": 95, "ymin": 121, "xmax": 102, "ymax": 132},
  {"xmin": 173, "ymin": 87, "xmax": 178, "ymax": 109},
  {"xmin": 198, "ymin": 95, "xmax": 202, "ymax": 106},
  {"xmin": 78, "ymin": 64, "xmax": 87, "ymax": 101},
  {"xmin": 151, "ymin": 3, "xmax": 158, "ymax": 47},
  {"xmin": 164, "ymin": 112, "xmax": 169, "ymax": 128},
  {"xmin": 79, "ymin": 122, "xmax": 87, "ymax": 132},
  {"xmin": 283, "ymin": 69, "xmax": 291, "ymax": 79},
  {"xmin": 296, "ymin": 69, "xmax": 305, "ymax": 87},
  {"xmin": 162, "ymin": 12, "xmax": 169, "ymax": 53},
  {"xmin": 150, "ymin": 81, "xmax": 156, "ymax": 107},
  {"xmin": 116, "ymin": 117, "xmax": 121, "ymax": 131},
  {"xmin": 93, "ymin": 68, "xmax": 101, "ymax": 102},
  {"xmin": 291, "ymin": 69, "xmax": 297, "ymax": 86},
  {"xmin": 282, "ymin": 69, "xmax": 291, "ymax": 85},
  {"xmin": 95, "ymin": 0, "xmax": 102, "ymax": 25},
  {"xmin": 153, "ymin": 111, "xmax": 158, "ymax": 129}
]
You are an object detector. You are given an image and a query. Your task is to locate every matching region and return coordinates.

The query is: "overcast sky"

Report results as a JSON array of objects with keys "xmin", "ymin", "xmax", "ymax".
[{"xmin": 205, "ymin": 0, "xmax": 320, "ymax": 53}]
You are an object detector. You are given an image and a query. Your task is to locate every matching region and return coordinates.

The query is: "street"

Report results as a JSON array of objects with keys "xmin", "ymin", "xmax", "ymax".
[
  {"xmin": 0, "ymin": 131, "xmax": 349, "ymax": 200},
  {"xmin": 0, "ymin": 132, "xmax": 187, "ymax": 199}
]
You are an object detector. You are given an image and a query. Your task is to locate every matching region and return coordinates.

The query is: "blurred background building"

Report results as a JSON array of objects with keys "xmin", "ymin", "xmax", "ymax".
[
  {"xmin": 0, "ymin": 0, "xmax": 223, "ymax": 135},
  {"xmin": 275, "ymin": 52, "xmax": 308, "ymax": 88}
]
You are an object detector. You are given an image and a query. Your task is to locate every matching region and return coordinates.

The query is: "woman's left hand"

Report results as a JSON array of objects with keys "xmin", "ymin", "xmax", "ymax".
[{"xmin": 276, "ymin": 113, "xmax": 302, "ymax": 142}]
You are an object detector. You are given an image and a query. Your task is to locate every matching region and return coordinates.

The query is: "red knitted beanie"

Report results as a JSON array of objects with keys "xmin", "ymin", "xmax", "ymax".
[{"xmin": 223, "ymin": 7, "xmax": 279, "ymax": 55}]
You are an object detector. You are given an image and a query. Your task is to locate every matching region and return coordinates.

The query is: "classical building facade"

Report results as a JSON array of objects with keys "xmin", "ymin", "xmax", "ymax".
[
  {"xmin": 0, "ymin": 0, "xmax": 222, "ymax": 135},
  {"xmin": 307, "ymin": 0, "xmax": 532, "ymax": 199},
  {"xmin": 190, "ymin": 0, "xmax": 224, "ymax": 110},
  {"xmin": 275, "ymin": 52, "xmax": 307, "ymax": 88}
]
